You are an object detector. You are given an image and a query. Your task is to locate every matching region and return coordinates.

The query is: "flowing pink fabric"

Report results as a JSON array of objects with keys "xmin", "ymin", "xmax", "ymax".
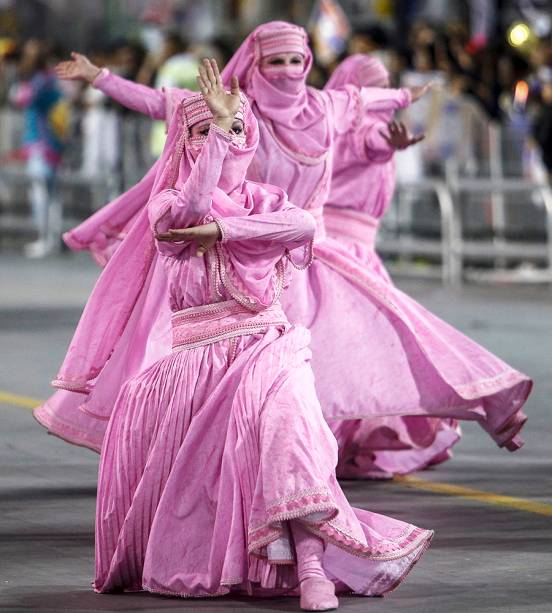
[
  {"xmin": 221, "ymin": 24, "xmax": 531, "ymax": 455},
  {"xmin": 36, "ymin": 24, "xmax": 531, "ymax": 463},
  {"xmin": 35, "ymin": 25, "xmax": 412, "ymax": 450},
  {"xmin": 322, "ymin": 54, "xmax": 463, "ymax": 478},
  {"xmin": 43, "ymin": 93, "xmax": 433, "ymax": 597}
]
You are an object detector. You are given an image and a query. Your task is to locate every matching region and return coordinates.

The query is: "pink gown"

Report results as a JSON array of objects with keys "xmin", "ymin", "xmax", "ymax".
[
  {"xmin": 56, "ymin": 95, "xmax": 434, "ymax": 597},
  {"xmin": 36, "ymin": 22, "xmax": 531, "ymax": 464},
  {"xmin": 323, "ymin": 54, "xmax": 461, "ymax": 478}
]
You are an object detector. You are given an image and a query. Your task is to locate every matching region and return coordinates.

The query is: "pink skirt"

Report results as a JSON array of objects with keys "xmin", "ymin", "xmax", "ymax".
[
  {"xmin": 282, "ymin": 211, "xmax": 531, "ymax": 480},
  {"xmin": 94, "ymin": 303, "xmax": 432, "ymax": 597},
  {"xmin": 321, "ymin": 207, "xmax": 463, "ymax": 478}
]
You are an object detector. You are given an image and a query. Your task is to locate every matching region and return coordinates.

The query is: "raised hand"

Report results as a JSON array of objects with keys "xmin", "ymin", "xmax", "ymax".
[
  {"xmin": 379, "ymin": 121, "xmax": 425, "ymax": 150},
  {"xmin": 155, "ymin": 222, "xmax": 221, "ymax": 257},
  {"xmin": 55, "ymin": 52, "xmax": 101, "ymax": 84},
  {"xmin": 408, "ymin": 81, "xmax": 436, "ymax": 102},
  {"xmin": 197, "ymin": 58, "xmax": 240, "ymax": 132}
]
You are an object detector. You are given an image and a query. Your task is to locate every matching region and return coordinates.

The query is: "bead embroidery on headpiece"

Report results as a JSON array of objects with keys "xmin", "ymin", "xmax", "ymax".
[
  {"xmin": 257, "ymin": 27, "xmax": 306, "ymax": 58},
  {"xmin": 181, "ymin": 93, "xmax": 247, "ymax": 152}
]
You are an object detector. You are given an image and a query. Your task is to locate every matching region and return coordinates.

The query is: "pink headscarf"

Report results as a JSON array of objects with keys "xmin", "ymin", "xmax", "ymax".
[
  {"xmin": 54, "ymin": 94, "xmax": 267, "ymax": 391},
  {"xmin": 326, "ymin": 54, "xmax": 390, "ymax": 90},
  {"xmin": 221, "ymin": 21, "xmax": 331, "ymax": 161}
]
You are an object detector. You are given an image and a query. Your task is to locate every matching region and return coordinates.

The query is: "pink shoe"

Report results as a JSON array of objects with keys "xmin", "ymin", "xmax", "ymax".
[{"xmin": 299, "ymin": 577, "xmax": 339, "ymax": 611}]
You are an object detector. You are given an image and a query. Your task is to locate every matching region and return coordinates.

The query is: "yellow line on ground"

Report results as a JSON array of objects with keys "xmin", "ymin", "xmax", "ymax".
[
  {"xmin": 2, "ymin": 388, "xmax": 551, "ymax": 517},
  {"xmin": 395, "ymin": 475, "xmax": 552, "ymax": 518},
  {"xmin": 0, "ymin": 390, "xmax": 42, "ymax": 410}
]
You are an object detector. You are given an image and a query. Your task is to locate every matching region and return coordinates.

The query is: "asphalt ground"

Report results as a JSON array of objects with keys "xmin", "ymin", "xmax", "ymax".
[{"xmin": 1, "ymin": 253, "xmax": 551, "ymax": 613}]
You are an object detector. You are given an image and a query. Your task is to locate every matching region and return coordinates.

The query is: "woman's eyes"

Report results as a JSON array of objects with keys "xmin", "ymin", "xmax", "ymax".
[
  {"xmin": 200, "ymin": 128, "xmax": 210, "ymax": 136},
  {"xmin": 267, "ymin": 57, "xmax": 302, "ymax": 66},
  {"xmin": 232, "ymin": 126, "xmax": 243, "ymax": 134}
]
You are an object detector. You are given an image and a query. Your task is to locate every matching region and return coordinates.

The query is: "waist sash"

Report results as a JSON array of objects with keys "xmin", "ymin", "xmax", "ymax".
[
  {"xmin": 324, "ymin": 207, "xmax": 379, "ymax": 249},
  {"xmin": 171, "ymin": 300, "xmax": 289, "ymax": 351}
]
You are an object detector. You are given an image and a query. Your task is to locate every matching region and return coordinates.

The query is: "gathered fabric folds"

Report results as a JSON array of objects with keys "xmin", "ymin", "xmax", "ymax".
[
  {"xmin": 281, "ymin": 236, "xmax": 530, "ymax": 457},
  {"xmin": 94, "ymin": 317, "xmax": 432, "ymax": 597}
]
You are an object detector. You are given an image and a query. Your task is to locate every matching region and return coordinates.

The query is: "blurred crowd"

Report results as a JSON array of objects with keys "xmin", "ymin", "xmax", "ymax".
[{"xmin": 1, "ymin": 6, "xmax": 552, "ymax": 256}]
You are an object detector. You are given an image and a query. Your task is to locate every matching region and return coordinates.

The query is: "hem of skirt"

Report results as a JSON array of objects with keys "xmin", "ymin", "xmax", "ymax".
[
  {"xmin": 33, "ymin": 406, "xmax": 102, "ymax": 453},
  {"xmin": 249, "ymin": 502, "xmax": 338, "ymax": 554},
  {"xmin": 360, "ymin": 528, "xmax": 434, "ymax": 597},
  {"xmin": 337, "ymin": 426, "xmax": 462, "ymax": 479},
  {"xmin": 314, "ymin": 248, "xmax": 533, "ymax": 401},
  {"xmin": 141, "ymin": 583, "xmax": 234, "ymax": 598},
  {"xmin": 314, "ymin": 522, "xmax": 433, "ymax": 561}
]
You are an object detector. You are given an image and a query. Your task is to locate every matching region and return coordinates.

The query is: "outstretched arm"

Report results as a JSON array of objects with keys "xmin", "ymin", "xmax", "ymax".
[
  {"xmin": 324, "ymin": 82, "xmax": 433, "ymax": 136},
  {"xmin": 55, "ymin": 52, "xmax": 179, "ymax": 119}
]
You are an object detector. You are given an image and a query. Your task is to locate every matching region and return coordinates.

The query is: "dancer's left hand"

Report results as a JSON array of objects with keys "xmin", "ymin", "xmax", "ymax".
[
  {"xmin": 155, "ymin": 222, "xmax": 221, "ymax": 257},
  {"xmin": 380, "ymin": 121, "xmax": 425, "ymax": 150}
]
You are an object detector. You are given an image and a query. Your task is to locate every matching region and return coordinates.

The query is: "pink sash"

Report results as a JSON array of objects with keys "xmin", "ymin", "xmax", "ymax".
[
  {"xmin": 324, "ymin": 207, "xmax": 379, "ymax": 249},
  {"xmin": 171, "ymin": 300, "xmax": 289, "ymax": 351}
]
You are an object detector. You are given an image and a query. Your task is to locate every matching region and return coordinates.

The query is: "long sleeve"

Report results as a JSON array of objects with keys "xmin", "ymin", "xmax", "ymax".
[
  {"xmin": 324, "ymin": 85, "xmax": 412, "ymax": 136},
  {"xmin": 148, "ymin": 125, "xmax": 233, "ymax": 256},
  {"xmin": 215, "ymin": 205, "xmax": 316, "ymax": 251},
  {"xmin": 359, "ymin": 86, "xmax": 411, "ymax": 113},
  {"xmin": 93, "ymin": 68, "xmax": 175, "ymax": 119},
  {"xmin": 363, "ymin": 120, "xmax": 395, "ymax": 163}
]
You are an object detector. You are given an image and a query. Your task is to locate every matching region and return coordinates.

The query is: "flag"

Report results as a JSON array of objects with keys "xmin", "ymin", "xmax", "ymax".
[{"xmin": 309, "ymin": 0, "xmax": 351, "ymax": 66}]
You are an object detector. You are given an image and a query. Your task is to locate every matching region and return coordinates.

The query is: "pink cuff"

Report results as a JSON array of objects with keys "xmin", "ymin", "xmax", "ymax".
[
  {"xmin": 92, "ymin": 67, "xmax": 110, "ymax": 88},
  {"xmin": 210, "ymin": 122, "xmax": 234, "ymax": 141},
  {"xmin": 213, "ymin": 218, "xmax": 229, "ymax": 243},
  {"xmin": 400, "ymin": 87, "xmax": 413, "ymax": 108}
]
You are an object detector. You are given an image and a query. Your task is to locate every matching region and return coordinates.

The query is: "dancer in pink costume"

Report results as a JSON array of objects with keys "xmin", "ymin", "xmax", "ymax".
[
  {"xmin": 51, "ymin": 62, "xmax": 433, "ymax": 608},
  {"xmin": 37, "ymin": 22, "xmax": 531, "ymax": 465},
  {"xmin": 323, "ymin": 54, "xmax": 462, "ymax": 479},
  {"xmin": 219, "ymin": 23, "xmax": 531, "ymax": 459},
  {"xmin": 35, "ymin": 23, "xmax": 424, "ymax": 452}
]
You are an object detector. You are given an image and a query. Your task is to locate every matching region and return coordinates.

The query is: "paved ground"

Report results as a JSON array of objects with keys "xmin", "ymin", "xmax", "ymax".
[{"xmin": 1, "ymin": 253, "xmax": 551, "ymax": 613}]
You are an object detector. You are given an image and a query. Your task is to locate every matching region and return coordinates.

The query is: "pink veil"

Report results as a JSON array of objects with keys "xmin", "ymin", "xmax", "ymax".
[
  {"xmin": 51, "ymin": 93, "xmax": 301, "ymax": 393},
  {"xmin": 221, "ymin": 21, "xmax": 332, "ymax": 161},
  {"xmin": 326, "ymin": 53, "xmax": 390, "ymax": 90}
]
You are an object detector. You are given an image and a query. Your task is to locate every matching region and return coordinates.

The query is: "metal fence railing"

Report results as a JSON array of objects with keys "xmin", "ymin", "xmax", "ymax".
[{"xmin": 1, "ymin": 105, "xmax": 551, "ymax": 285}]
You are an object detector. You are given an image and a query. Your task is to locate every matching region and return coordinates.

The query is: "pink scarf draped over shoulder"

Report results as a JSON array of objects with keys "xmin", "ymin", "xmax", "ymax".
[{"xmin": 53, "ymin": 93, "xmax": 306, "ymax": 392}]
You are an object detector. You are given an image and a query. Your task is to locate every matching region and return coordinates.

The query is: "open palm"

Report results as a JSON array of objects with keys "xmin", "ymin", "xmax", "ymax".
[
  {"xmin": 197, "ymin": 58, "xmax": 240, "ymax": 120},
  {"xmin": 55, "ymin": 52, "xmax": 100, "ymax": 83},
  {"xmin": 380, "ymin": 121, "xmax": 425, "ymax": 150}
]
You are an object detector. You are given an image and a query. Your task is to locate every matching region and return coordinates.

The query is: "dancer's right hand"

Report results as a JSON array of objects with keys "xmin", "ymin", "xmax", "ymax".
[{"xmin": 55, "ymin": 52, "xmax": 101, "ymax": 84}]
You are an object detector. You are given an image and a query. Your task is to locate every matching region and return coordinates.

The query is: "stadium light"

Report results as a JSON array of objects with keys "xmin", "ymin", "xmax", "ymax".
[{"xmin": 508, "ymin": 23, "xmax": 531, "ymax": 47}]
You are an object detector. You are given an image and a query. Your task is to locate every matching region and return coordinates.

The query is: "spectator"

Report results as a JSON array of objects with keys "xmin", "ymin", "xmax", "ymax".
[{"xmin": 9, "ymin": 39, "xmax": 68, "ymax": 258}]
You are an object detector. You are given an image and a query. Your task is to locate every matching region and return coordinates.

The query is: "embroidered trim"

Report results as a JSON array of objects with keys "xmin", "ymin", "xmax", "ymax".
[
  {"xmin": 171, "ymin": 300, "xmax": 288, "ymax": 351},
  {"xmin": 213, "ymin": 242, "xmax": 287, "ymax": 312},
  {"xmin": 172, "ymin": 324, "xmax": 280, "ymax": 351},
  {"xmin": 51, "ymin": 378, "xmax": 92, "ymax": 393},
  {"xmin": 209, "ymin": 122, "xmax": 234, "ymax": 141},
  {"xmin": 212, "ymin": 217, "xmax": 228, "ymax": 243}
]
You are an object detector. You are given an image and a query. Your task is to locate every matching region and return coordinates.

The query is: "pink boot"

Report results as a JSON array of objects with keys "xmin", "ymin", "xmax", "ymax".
[
  {"xmin": 291, "ymin": 521, "xmax": 339, "ymax": 611},
  {"xmin": 299, "ymin": 577, "xmax": 339, "ymax": 611}
]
